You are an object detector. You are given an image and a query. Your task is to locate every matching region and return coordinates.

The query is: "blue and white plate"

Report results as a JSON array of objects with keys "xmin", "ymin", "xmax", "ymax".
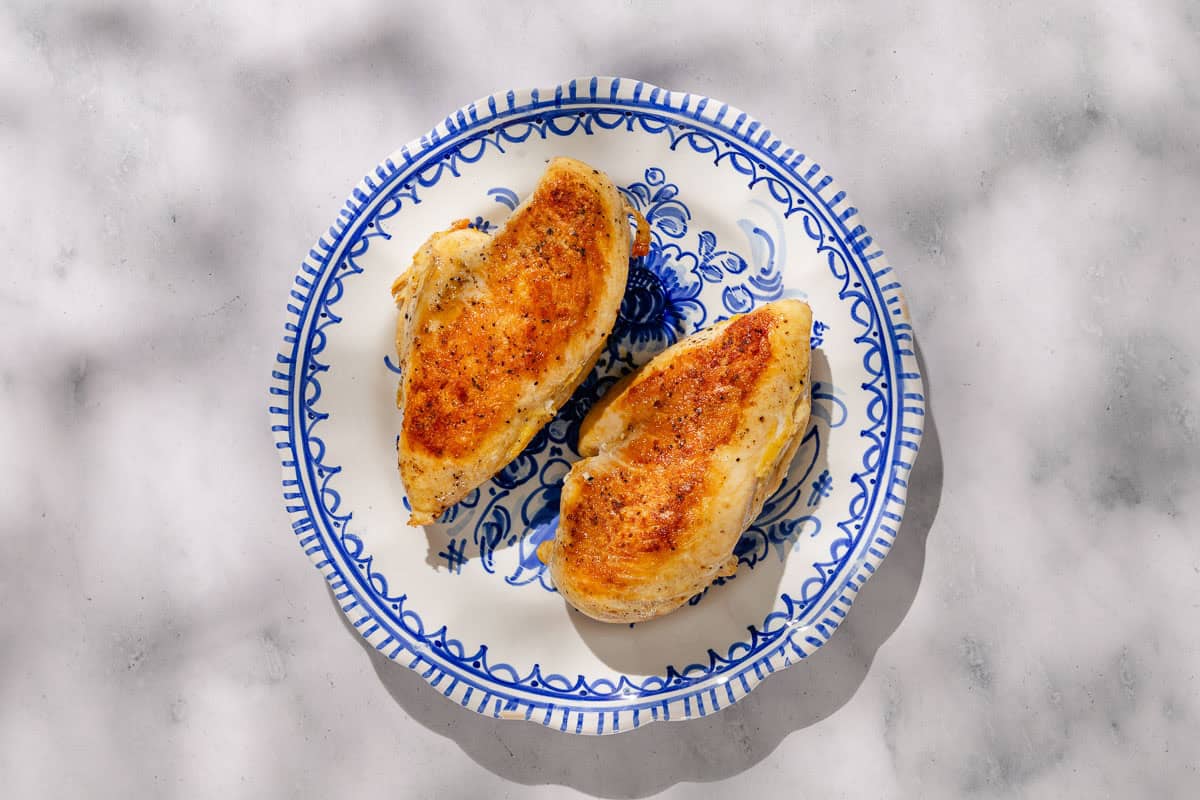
[{"xmin": 270, "ymin": 77, "xmax": 924, "ymax": 735}]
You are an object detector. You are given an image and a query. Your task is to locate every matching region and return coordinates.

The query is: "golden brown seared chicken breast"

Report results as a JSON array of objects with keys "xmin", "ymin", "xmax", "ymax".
[
  {"xmin": 393, "ymin": 157, "xmax": 643, "ymax": 526},
  {"xmin": 543, "ymin": 300, "xmax": 814, "ymax": 622}
]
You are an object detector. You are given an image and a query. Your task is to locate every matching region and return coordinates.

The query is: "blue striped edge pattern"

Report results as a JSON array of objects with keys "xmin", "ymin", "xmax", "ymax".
[{"xmin": 268, "ymin": 77, "xmax": 924, "ymax": 735}]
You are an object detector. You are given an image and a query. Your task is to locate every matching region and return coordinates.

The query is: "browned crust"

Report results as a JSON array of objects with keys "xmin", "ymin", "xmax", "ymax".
[
  {"xmin": 556, "ymin": 312, "xmax": 775, "ymax": 596},
  {"xmin": 401, "ymin": 168, "xmax": 616, "ymax": 459}
]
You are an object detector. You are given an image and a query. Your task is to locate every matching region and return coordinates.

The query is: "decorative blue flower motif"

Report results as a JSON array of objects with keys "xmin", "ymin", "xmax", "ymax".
[
  {"xmin": 654, "ymin": 231, "xmax": 751, "ymax": 302},
  {"xmin": 467, "ymin": 216, "xmax": 495, "ymax": 233},
  {"xmin": 621, "ymin": 167, "xmax": 691, "ymax": 240},
  {"xmin": 611, "ymin": 245, "xmax": 706, "ymax": 351}
]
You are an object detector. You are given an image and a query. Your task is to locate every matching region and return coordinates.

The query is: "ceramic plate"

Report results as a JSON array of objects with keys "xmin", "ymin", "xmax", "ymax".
[{"xmin": 270, "ymin": 77, "xmax": 924, "ymax": 734}]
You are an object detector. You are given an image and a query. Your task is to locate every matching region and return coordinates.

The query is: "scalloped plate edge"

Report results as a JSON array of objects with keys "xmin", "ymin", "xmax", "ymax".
[{"xmin": 267, "ymin": 76, "xmax": 925, "ymax": 735}]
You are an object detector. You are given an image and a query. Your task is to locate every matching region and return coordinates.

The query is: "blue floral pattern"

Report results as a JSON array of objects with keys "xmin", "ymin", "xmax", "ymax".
[{"xmin": 466, "ymin": 215, "xmax": 495, "ymax": 233}]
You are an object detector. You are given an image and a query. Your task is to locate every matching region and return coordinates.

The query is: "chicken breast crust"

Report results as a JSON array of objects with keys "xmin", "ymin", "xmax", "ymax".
[
  {"xmin": 544, "ymin": 300, "xmax": 813, "ymax": 622},
  {"xmin": 392, "ymin": 157, "xmax": 638, "ymax": 525}
]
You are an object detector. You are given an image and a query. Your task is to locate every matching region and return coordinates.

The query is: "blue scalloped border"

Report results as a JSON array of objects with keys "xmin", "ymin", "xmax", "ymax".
[{"xmin": 269, "ymin": 77, "xmax": 924, "ymax": 735}]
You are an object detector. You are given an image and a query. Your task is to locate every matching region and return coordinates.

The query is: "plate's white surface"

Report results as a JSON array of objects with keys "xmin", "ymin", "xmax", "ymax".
[{"xmin": 270, "ymin": 77, "xmax": 924, "ymax": 734}]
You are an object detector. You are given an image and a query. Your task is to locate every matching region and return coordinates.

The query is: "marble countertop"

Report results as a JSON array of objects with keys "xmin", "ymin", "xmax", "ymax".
[{"xmin": 5, "ymin": 1, "xmax": 1198, "ymax": 797}]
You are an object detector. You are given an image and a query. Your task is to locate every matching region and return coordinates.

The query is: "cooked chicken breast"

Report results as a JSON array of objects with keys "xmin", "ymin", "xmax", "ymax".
[
  {"xmin": 543, "ymin": 300, "xmax": 813, "ymax": 623},
  {"xmin": 393, "ymin": 157, "xmax": 639, "ymax": 525}
]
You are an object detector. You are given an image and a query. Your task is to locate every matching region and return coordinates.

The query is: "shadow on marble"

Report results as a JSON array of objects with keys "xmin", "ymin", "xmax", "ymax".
[{"xmin": 335, "ymin": 341, "xmax": 943, "ymax": 797}]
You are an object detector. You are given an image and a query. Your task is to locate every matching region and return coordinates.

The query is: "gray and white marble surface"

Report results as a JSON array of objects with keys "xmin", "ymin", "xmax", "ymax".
[{"xmin": 4, "ymin": 1, "xmax": 1198, "ymax": 797}]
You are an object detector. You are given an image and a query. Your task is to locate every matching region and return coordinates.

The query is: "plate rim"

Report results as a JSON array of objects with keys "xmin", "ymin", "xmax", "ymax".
[{"xmin": 269, "ymin": 76, "xmax": 925, "ymax": 735}]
